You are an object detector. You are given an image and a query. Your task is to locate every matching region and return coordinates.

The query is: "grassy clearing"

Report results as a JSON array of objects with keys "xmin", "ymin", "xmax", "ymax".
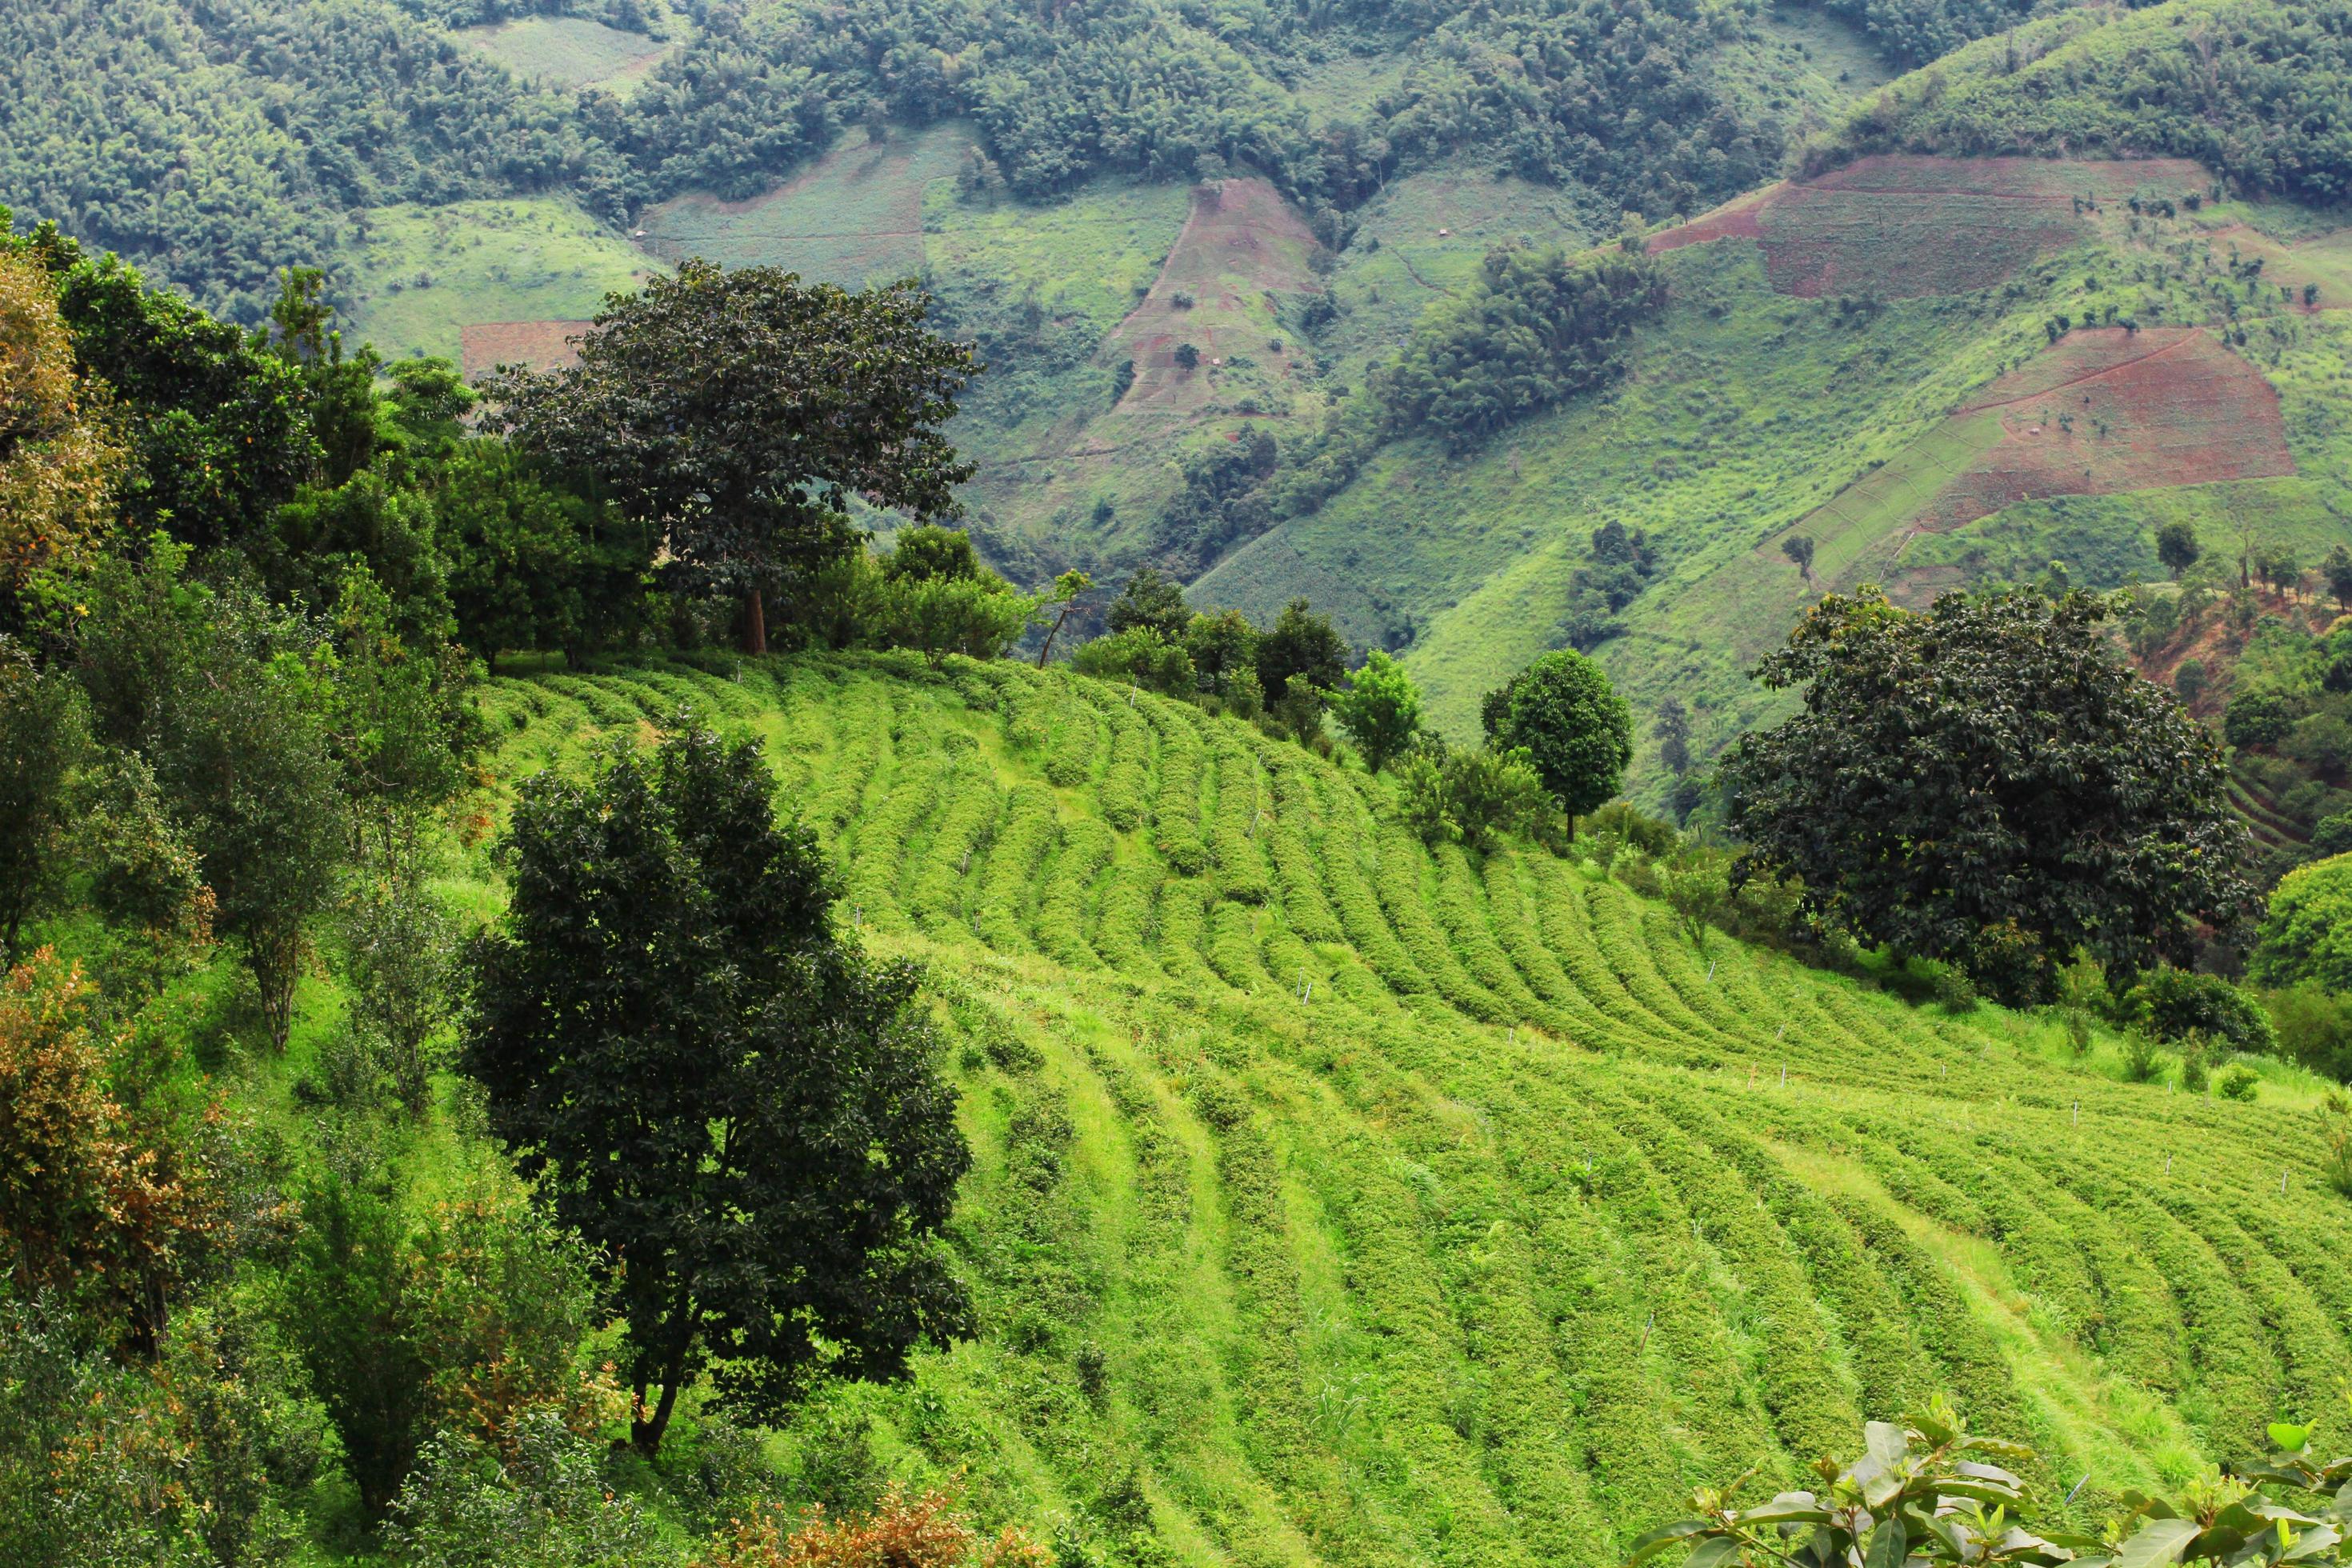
[
  {"xmin": 338, "ymin": 197, "xmax": 650, "ymax": 364},
  {"xmin": 450, "ymin": 15, "xmax": 671, "ymax": 95},
  {"xmin": 638, "ymin": 123, "xmax": 968, "ymax": 285},
  {"xmin": 415, "ymin": 650, "xmax": 2352, "ymax": 1562}
]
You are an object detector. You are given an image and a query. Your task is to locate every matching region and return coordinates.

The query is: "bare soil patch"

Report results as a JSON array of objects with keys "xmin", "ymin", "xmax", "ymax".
[
  {"xmin": 460, "ymin": 319, "xmax": 591, "ymax": 377},
  {"xmin": 1650, "ymin": 155, "xmax": 2210, "ymax": 297}
]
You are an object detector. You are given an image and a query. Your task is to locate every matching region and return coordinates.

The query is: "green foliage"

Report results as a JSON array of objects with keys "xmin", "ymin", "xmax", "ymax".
[
  {"xmin": 2253, "ymin": 854, "xmax": 2352, "ymax": 994},
  {"xmin": 1631, "ymin": 1403, "xmax": 2352, "ymax": 1566},
  {"xmin": 1396, "ymin": 743, "xmax": 1552, "ymax": 853},
  {"xmin": 1254, "ymin": 597, "xmax": 1347, "ymax": 710},
  {"xmin": 2266, "ymin": 982, "xmax": 2352, "ymax": 1082},
  {"xmin": 14, "ymin": 232, "xmax": 313, "ymax": 550},
  {"xmin": 487, "ymin": 262, "xmax": 980, "ymax": 651},
  {"xmin": 341, "ymin": 870, "xmax": 462, "ymax": 1117},
  {"xmin": 1381, "ymin": 249, "xmax": 1667, "ymax": 454},
  {"xmin": 1105, "ymin": 569, "xmax": 1189, "ymax": 643},
  {"xmin": 1826, "ymin": 0, "xmax": 2352, "ymax": 208},
  {"xmin": 435, "ymin": 444, "xmax": 656, "ymax": 671},
  {"xmin": 77, "ymin": 546, "xmax": 350, "ymax": 1050},
  {"xmin": 1072, "ymin": 627, "xmax": 1197, "ymax": 697},
  {"xmin": 464, "ymin": 724, "xmax": 974, "ymax": 1454},
  {"xmin": 1182, "ymin": 608, "xmax": 1262, "ymax": 707},
  {"xmin": 389, "ymin": 1411, "xmax": 670, "ymax": 1568},
  {"xmin": 1723, "ymin": 590, "xmax": 2255, "ymax": 1003},
  {"xmin": 2158, "ymin": 522, "xmax": 2202, "ymax": 578},
  {"xmin": 0, "ymin": 1289, "xmax": 327, "ymax": 1568},
  {"xmin": 1330, "ymin": 649, "xmax": 1422, "ymax": 773},
  {"xmin": 0, "ymin": 638, "xmax": 89, "ymax": 960},
  {"xmin": 2116, "ymin": 966, "xmax": 2278, "ymax": 1054},
  {"xmin": 875, "ymin": 573, "xmax": 1038, "ymax": 667},
  {"xmin": 1479, "ymin": 649, "xmax": 1634, "ymax": 825}
]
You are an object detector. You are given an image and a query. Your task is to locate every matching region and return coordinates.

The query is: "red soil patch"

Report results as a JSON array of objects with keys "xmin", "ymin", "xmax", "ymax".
[
  {"xmin": 1649, "ymin": 155, "xmax": 2210, "ymax": 298},
  {"xmin": 1107, "ymin": 178, "xmax": 1319, "ymax": 414},
  {"xmin": 1647, "ymin": 190, "xmax": 1769, "ymax": 254},
  {"xmin": 1806, "ymin": 326, "xmax": 2294, "ymax": 601},
  {"xmin": 460, "ymin": 319, "xmax": 590, "ymax": 378},
  {"xmin": 1921, "ymin": 326, "xmax": 2294, "ymax": 529}
]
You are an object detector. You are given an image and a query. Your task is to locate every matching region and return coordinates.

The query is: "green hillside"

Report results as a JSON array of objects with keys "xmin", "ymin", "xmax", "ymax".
[
  {"xmin": 1198, "ymin": 142, "xmax": 2352, "ymax": 798},
  {"xmin": 449, "ymin": 650, "xmax": 2349, "ymax": 1564}
]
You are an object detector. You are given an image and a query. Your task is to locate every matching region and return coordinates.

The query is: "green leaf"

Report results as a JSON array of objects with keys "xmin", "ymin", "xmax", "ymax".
[
  {"xmin": 1626, "ymin": 1519, "xmax": 1712, "ymax": 1563},
  {"xmin": 2271, "ymin": 1422, "xmax": 2314, "ymax": 1454},
  {"xmin": 1865, "ymin": 1517, "xmax": 1906, "ymax": 1568},
  {"xmin": 1686, "ymin": 1538, "xmax": 1742, "ymax": 1568},
  {"xmin": 2110, "ymin": 1517, "xmax": 2200, "ymax": 1568},
  {"xmin": 1864, "ymin": 1421, "xmax": 1910, "ymax": 1472},
  {"xmin": 1738, "ymin": 1494, "xmax": 1831, "ymax": 1526},
  {"xmin": 2283, "ymin": 1522, "xmax": 2342, "ymax": 1562}
]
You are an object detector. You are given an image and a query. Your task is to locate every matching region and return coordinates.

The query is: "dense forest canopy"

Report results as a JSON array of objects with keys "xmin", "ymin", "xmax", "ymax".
[
  {"xmin": 0, "ymin": 0, "xmax": 2038, "ymax": 324},
  {"xmin": 1822, "ymin": 0, "xmax": 2352, "ymax": 205}
]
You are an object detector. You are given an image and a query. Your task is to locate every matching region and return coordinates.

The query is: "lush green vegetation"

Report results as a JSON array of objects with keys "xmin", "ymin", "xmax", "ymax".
[
  {"xmin": 1820, "ymin": 0, "xmax": 2352, "ymax": 206},
  {"xmin": 24, "ymin": 13, "xmax": 2352, "ymax": 1561}
]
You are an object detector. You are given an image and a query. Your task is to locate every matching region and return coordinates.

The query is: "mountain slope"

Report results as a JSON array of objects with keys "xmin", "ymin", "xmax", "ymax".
[
  {"xmin": 462, "ymin": 652, "xmax": 2350, "ymax": 1565},
  {"xmin": 1201, "ymin": 128, "xmax": 2352, "ymax": 797}
]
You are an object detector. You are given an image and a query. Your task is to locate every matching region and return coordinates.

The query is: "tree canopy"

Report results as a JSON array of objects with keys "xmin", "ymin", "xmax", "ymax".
[
  {"xmin": 1481, "ymin": 650, "xmax": 1634, "ymax": 829},
  {"xmin": 1721, "ymin": 588, "xmax": 2254, "ymax": 1002},
  {"xmin": 486, "ymin": 262, "xmax": 980, "ymax": 653},
  {"xmin": 1381, "ymin": 249, "xmax": 1667, "ymax": 454},
  {"xmin": 2252, "ymin": 853, "xmax": 2352, "ymax": 994},
  {"xmin": 463, "ymin": 725, "xmax": 974, "ymax": 1456}
]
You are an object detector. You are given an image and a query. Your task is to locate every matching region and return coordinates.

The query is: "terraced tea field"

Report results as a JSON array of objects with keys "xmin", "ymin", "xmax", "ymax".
[{"xmin": 464, "ymin": 652, "xmax": 2352, "ymax": 1567}]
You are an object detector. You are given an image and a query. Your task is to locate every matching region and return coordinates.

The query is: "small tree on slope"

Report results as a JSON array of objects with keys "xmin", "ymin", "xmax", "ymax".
[
  {"xmin": 1481, "ymin": 649, "xmax": 1634, "ymax": 836},
  {"xmin": 464, "ymin": 725, "xmax": 973, "ymax": 1456}
]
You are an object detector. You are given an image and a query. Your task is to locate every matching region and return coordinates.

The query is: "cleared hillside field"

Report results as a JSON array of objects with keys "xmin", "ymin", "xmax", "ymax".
[
  {"xmin": 1650, "ymin": 155, "xmax": 2210, "ymax": 297},
  {"xmin": 450, "ymin": 15, "xmax": 670, "ymax": 95},
  {"xmin": 636, "ymin": 124, "xmax": 967, "ymax": 285},
  {"xmin": 464, "ymin": 652, "xmax": 2350, "ymax": 1567},
  {"xmin": 337, "ymin": 198, "xmax": 650, "ymax": 364}
]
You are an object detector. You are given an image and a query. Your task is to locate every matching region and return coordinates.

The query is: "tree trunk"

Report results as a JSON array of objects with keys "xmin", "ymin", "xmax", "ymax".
[
  {"xmin": 1037, "ymin": 606, "xmax": 1072, "ymax": 668},
  {"xmin": 631, "ymin": 1349, "xmax": 689, "ymax": 1457},
  {"xmin": 742, "ymin": 585, "xmax": 767, "ymax": 656}
]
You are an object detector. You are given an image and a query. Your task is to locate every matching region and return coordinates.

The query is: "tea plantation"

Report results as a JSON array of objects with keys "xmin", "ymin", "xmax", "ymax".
[{"xmin": 462, "ymin": 651, "xmax": 2352, "ymax": 1566}]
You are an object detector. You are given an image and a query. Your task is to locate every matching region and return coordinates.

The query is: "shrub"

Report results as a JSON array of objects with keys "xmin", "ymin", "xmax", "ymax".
[
  {"xmin": 2326, "ymin": 1114, "xmax": 2352, "ymax": 1200},
  {"xmin": 2122, "ymin": 1030, "xmax": 2164, "ymax": 1082},
  {"xmin": 1072, "ymin": 628, "xmax": 1195, "ymax": 696},
  {"xmin": 0, "ymin": 638, "xmax": 90, "ymax": 961},
  {"xmin": 1478, "ymin": 649, "xmax": 1634, "ymax": 829},
  {"xmin": 0, "ymin": 953, "xmax": 200, "ymax": 1348},
  {"xmin": 1329, "ymin": 650, "xmax": 1422, "ymax": 773},
  {"xmin": 2178, "ymin": 1034, "xmax": 2212, "ymax": 1093},
  {"xmin": 389, "ymin": 1410, "xmax": 671, "ymax": 1568},
  {"xmin": 2266, "ymin": 982, "xmax": 2352, "ymax": 1082},
  {"xmin": 2226, "ymin": 690, "xmax": 2294, "ymax": 748},
  {"xmin": 2116, "ymin": 966, "xmax": 2277, "ymax": 1054},
  {"xmin": 1630, "ymin": 1402, "xmax": 2352, "ymax": 1568},
  {"xmin": 694, "ymin": 1484, "xmax": 1049, "ymax": 1568},
  {"xmin": 2252, "ymin": 853, "xmax": 2352, "ymax": 994},
  {"xmin": 1395, "ymin": 744, "xmax": 1551, "ymax": 852},
  {"xmin": 876, "ymin": 574, "xmax": 1037, "ymax": 666},
  {"xmin": 1584, "ymin": 800, "xmax": 1679, "ymax": 859},
  {"xmin": 2217, "ymin": 1062, "xmax": 2260, "ymax": 1102}
]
